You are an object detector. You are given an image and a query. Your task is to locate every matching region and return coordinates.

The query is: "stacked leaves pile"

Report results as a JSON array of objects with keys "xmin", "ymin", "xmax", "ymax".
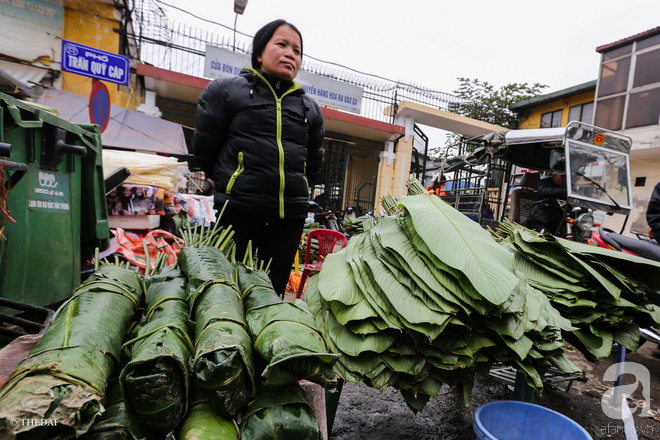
[
  {"xmin": 492, "ymin": 220, "xmax": 660, "ymax": 361},
  {"xmin": 305, "ymin": 194, "xmax": 578, "ymax": 412}
]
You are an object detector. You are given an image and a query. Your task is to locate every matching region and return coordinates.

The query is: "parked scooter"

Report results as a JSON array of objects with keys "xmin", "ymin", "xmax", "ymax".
[
  {"xmin": 591, "ymin": 227, "xmax": 660, "ymax": 346},
  {"xmin": 307, "ymin": 200, "xmax": 342, "ymax": 231},
  {"xmin": 551, "ymin": 201, "xmax": 595, "ymax": 243}
]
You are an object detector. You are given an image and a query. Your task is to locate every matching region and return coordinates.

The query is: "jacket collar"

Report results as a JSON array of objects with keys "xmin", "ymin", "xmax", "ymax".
[{"xmin": 242, "ymin": 66, "xmax": 302, "ymax": 95}]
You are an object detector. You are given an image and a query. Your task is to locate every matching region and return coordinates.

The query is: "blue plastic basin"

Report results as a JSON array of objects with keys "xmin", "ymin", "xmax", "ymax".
[{"xmin": 474, "ymin": 401, "xmax": 592, "ymax": 440}]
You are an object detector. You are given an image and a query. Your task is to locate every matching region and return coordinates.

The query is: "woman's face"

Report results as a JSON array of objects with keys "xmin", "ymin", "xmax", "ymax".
[{"xmin": 257, "ymin": 25, "xmax": 302, "ymax": 81}]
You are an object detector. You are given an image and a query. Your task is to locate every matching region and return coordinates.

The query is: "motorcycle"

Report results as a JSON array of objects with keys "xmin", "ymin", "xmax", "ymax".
[
  {"xmin": 306, "ymin": 200, "xmax": 342, "ymax": 231},
  {"xmin": 590, "ymin": 226, "xmax": 660, "ymax": 346}
]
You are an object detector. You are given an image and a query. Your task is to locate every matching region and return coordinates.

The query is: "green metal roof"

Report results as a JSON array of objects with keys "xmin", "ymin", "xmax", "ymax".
[{"xmin": 509, "ymin": 80, "xmax": 597, "ymax": 111}]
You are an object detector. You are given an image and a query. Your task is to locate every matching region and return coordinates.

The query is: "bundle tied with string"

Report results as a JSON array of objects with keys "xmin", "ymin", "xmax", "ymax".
[
  {"xmin": 120, "ymin": 267, "xmax": 194, "ymax": 434},
  {"xmin": 0, "ymin": 265, "xmax": 144, "ymax": 438}
]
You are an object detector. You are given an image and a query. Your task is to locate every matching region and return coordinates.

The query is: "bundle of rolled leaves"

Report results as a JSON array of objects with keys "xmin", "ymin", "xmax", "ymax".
[
  {"xmin": 0, "ymin": 265, "xmax": 143, "ymax": 439},
  {"xmin": 179, "ymin": 246, "xmax": 255, "ymax": 418},
  {"xmin": 120, "ymin": 267, "xmax": 194, "ymax": 434},
  {"xmin": 240, "ymin": 384, "xmax": 321, "ymax": 440},
  {"xmin": 236, "ymin": 262, "xmax": 339, "ymax": 389},
  {"xmin": 175, "ymin": 397, "xmax": 239, "ymax": 440}
]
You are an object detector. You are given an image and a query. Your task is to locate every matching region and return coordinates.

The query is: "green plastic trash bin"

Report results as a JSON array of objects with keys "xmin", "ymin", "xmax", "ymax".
[{"xmin": 0, "ymin": 92, "xmax": 109, "ymax": 307}]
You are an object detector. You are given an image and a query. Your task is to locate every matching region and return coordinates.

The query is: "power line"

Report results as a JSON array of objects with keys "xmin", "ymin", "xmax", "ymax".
[{"xmin": 151, "ymin": 0, "xmax": 454, "ymax": 93}]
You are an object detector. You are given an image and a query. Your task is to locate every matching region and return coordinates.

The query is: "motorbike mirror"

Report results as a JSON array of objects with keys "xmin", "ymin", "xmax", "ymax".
[{"xmin": 549, "ymin": 149, "xmax": 566, "ymax": 173}]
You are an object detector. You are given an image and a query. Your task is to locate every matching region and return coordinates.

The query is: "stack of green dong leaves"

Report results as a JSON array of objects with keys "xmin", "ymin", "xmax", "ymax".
[
  {"xmin": 305, "ymin": 193, "xmax": 579, "ymax": 412},
  {"xmin": 492, "ymin": 219, "xmax": 660, "ymax": 361}
]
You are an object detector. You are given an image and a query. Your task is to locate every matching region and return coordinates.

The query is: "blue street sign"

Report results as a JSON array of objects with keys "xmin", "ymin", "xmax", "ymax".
[
  {"xmin": 89, "ymin": 80, "xmax": 111, "ymax": 133},
  {"xmin": 61, "ymin": 39, "xmax": 130, "ymax": 86}
]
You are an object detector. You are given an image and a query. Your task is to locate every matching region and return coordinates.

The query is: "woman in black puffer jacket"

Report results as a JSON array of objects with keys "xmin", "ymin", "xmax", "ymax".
[{"xmin": 192, "ymin": 19, "xmax": 324, "ymax": 295}]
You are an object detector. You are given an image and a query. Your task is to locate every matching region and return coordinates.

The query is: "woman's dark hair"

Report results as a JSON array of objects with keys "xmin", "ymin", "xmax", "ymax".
[
  {"xmin": 432, "ymin": 174, "xmax": 447, "ymax": 190},
  {"xmin": 251, "ymin": 19, "xmax": 303, "ymax": 69}
]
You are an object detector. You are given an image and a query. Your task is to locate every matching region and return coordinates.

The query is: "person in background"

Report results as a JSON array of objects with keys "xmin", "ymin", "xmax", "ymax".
[
  {"xmin": 119, "ymin": 186, "xmax": 135, "ymax": 216},
  {"xmin": 192, "ymin": 19, "xmax": 324, "ymax": 295},
  {"xmin": 645, "ymin": 181, "xmax": 660, "ymax": 360},
  {"xmin": 646, "ymin": 181, "xmax": 660, "ymax": 242},
  {"xmin": 482, "ymin": 203, "xmax": 495, "ymax": 220},
  {"xmin": 526, "ymin": 172, "xmax": 567, "ymax": 234},
  {"xmin": 427, "ymin": 174, "xmax": 450, "ymax": 197}
]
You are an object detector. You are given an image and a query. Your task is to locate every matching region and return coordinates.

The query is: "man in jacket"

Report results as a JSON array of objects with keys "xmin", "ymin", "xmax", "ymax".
[
  {"xmin": 526, "ymin": 172, "xmax": 567, "ymax": 234},
  {"xmin": 647, "ymin": 181, "xmax": 660, "ymax": 241}
]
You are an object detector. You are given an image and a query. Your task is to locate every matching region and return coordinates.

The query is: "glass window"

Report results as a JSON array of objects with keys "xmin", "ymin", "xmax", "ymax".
[
  {"xmin": 567, "ymin": 140, "xmax": 631, "ymax": 210},
  {"xmin": 598, "ymin": 57, "xmax": 631, "ymax": 97},
  {"xmin": 602, "ymin": 44, "xmax": 632, "ymax": 61},
  {"xmin": 594, "ymin": 96, "xmax": 625, "ymax": 131},
  {"xmin": 540, "ymin": 109, "xmax": 563, "ymax": 128},
  {"xmin": 633, "ymin": 48, "xmax": 660, "ymax": 88},
  {"xmin": 568, "ymin": 102, "xmax": 594, "ymax": 125},
  {"xmin": 626, "ymin": 88, "xmax": 660, "ymax": 128},
  {"xmin": 581, "ymin": 102, "xmax": 594, "ymax": 125},
  {"xmin": 637, "ymin": 34, "xmax": 660, "ymax": 51},
  {"xmin": 540, "ymin": 112, "xmax": 552, "ymax": 128},
  {"xmin": 568, "ymin": 106, "xmax": 580, "ymax": 122}
]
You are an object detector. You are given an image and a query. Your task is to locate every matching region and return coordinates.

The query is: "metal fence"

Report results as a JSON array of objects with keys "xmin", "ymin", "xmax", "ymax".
[{"xmin": 130, "ymin": 0, "xmax": 471, "ymax": 125}]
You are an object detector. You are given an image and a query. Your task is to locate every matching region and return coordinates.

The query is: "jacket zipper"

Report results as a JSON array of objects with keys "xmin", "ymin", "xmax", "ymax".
[
  {"xmin": 303, "ymin": 161, "xmax": 309, "ymax": 194},
  {"xmin": 226, "ymin": 151, "xmax": 244, "ymax": 194},
  {"xmin": 249, "ymin": 67, "xmax": 302, "ymax": 219}
]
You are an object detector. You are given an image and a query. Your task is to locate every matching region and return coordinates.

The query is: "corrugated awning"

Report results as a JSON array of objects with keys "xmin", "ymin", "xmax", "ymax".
[
  {"xmin": 0, "ymin": 61, "xmax": 46, "ymax": 96},
  {"xmin": 34, "ymin": 88, "xmax": 188, "ymax": 156}
]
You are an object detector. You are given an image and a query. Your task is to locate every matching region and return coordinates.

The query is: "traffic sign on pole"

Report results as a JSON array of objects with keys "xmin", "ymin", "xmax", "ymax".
[{"xmin": 89, "ymin": 79, "xmax": 111, "ymax": 133}]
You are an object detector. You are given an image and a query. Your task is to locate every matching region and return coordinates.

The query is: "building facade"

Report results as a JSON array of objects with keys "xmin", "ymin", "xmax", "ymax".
[
  {"xmin": 594, "ymin": 27, "xmax": 660, "ymax": 236},
  {"xmin": 509, "ymin": 81, "xmax": 596, "ymax": 130},
  {"xmin": 2, "ymin": 0, "xmax": 500, "ymax": 214}
]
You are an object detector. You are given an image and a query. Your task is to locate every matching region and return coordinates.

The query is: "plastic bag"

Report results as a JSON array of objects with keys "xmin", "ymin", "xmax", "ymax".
[
  {"xmin": 114, "ymin": 228, "xmax": 185, "ymax": 270},
  {"xmin": 286, "ymin": 271, "xmax": 302, "ymax": 294}
]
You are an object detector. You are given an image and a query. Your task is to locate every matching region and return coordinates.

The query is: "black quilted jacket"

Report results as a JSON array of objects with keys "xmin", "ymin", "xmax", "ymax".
[
  {"xmin": 647, "ymin": 182, "xmax": 660, "ymax": 240},
  {"xmin": 192, "ymin": 67, "xmax": 325, "ymax": 219}
]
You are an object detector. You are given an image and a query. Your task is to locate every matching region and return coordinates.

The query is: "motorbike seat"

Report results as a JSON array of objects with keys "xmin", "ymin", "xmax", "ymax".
[{"xmin": 598, "ymin": 227, "xmax": 660, "ymax": 262}]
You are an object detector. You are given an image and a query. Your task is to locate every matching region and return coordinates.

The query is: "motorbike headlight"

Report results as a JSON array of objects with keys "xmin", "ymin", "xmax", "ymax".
[{"xmin": 577, "ymin": 213, "xmax": 594, "ymax": 232}]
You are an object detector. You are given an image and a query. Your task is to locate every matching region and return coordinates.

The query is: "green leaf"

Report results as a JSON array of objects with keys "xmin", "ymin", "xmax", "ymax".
[{"xmin": 398, "ymin": 195, "xmax": 518, "ymax": 306}]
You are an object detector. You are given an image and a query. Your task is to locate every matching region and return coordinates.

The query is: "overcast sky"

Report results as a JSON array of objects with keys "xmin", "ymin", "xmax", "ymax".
[
  {"xmin": 157, "ymin": 0, "xmax": 659, "ymax": 149},
  {"xmin": 163, "ymin": 0, "xmax": 660, "ymax": 94}
]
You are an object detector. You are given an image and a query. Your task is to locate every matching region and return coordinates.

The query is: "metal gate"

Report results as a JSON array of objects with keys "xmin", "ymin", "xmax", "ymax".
[{"xmin": 311, "ymin": 137, "xmax": 380, "ymax": 215}]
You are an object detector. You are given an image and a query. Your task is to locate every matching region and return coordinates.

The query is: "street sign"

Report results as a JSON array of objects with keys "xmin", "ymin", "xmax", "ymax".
[
  {"xmin": 89, "ymin": 80, "xmax": 111, "ymax": 133},
  {"xmin": 61, "ymin": 39, "xmax": 130, "ymax": 86}
]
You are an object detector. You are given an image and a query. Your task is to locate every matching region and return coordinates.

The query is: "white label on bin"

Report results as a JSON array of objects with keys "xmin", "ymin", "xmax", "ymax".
[{"xmin": 28, "ymin": 170, "xmax": 71, "ymax": 213}]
